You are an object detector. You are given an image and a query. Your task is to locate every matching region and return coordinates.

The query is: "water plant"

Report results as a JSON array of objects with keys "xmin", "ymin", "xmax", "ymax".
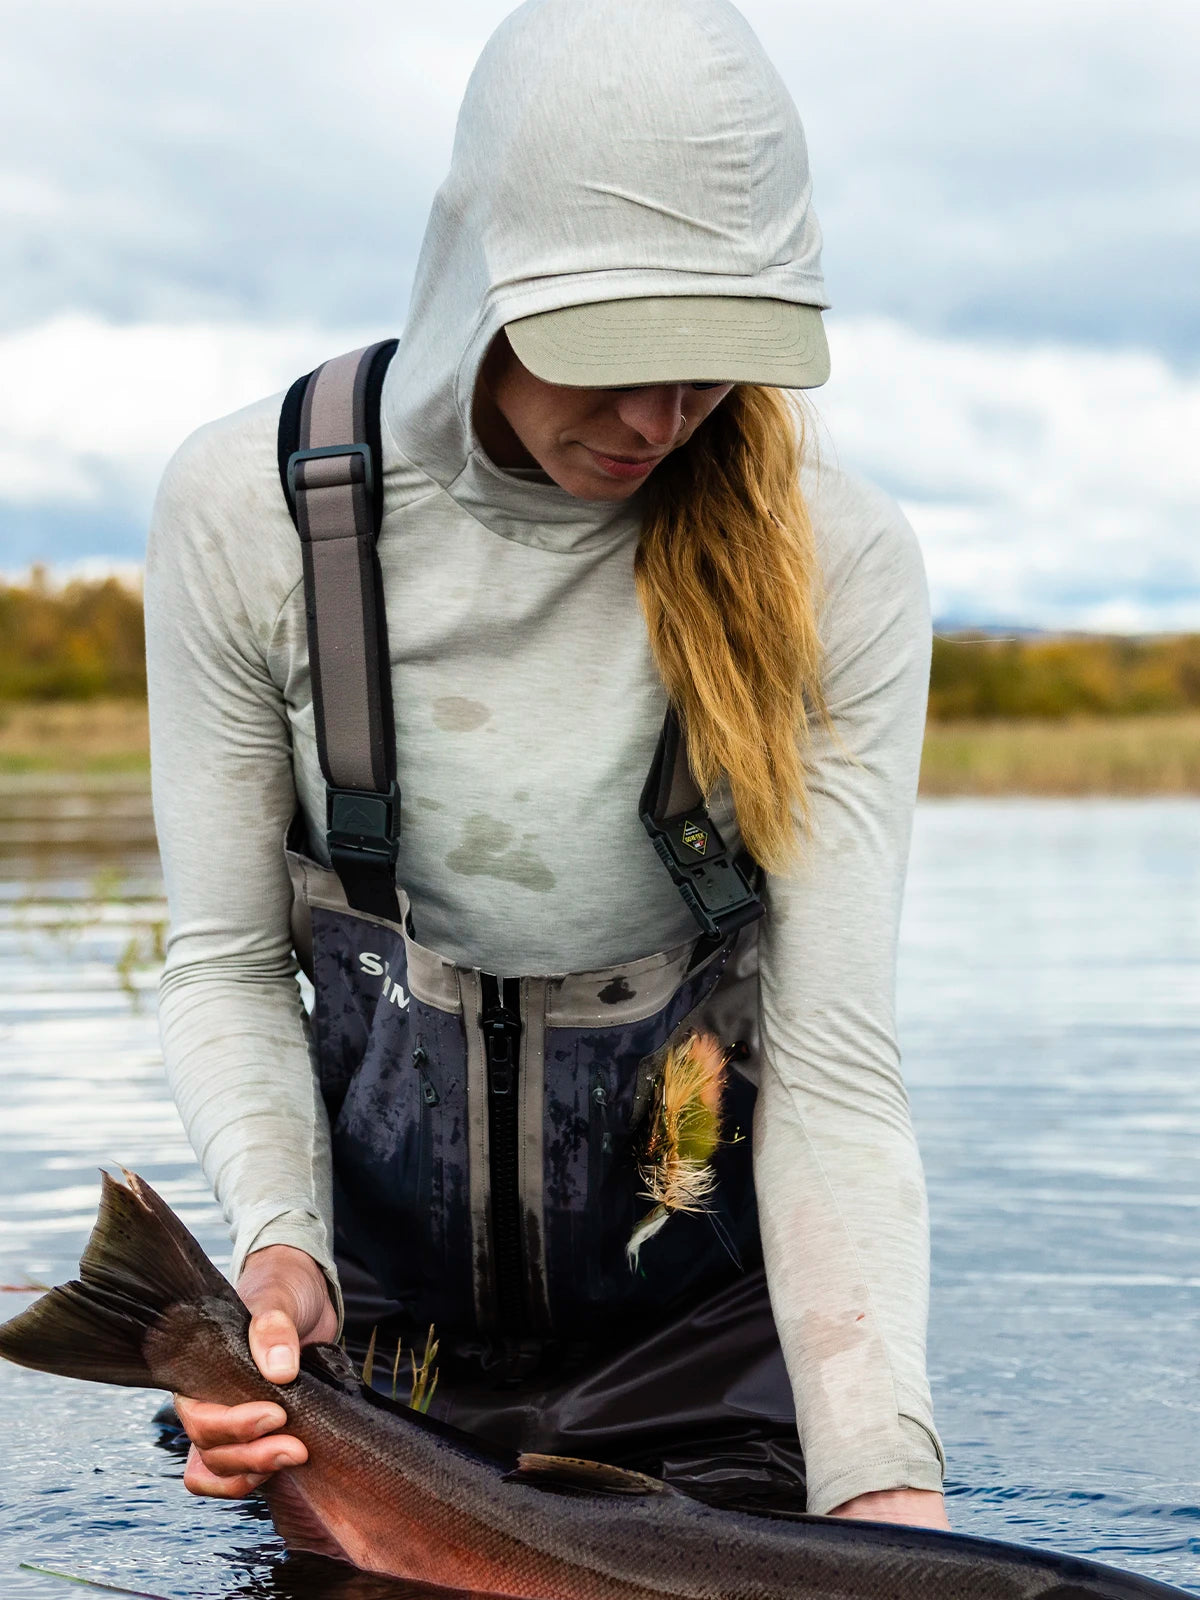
[{"xmin": 360, "ymin": 1323, "xmax": 440, "ymax": 1412}]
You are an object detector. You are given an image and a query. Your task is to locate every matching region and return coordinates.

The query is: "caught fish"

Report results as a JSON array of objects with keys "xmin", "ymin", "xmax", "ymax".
[{"xmin": 0, "ymin": 1171, "xmax": 1187, "ymax": 1600}]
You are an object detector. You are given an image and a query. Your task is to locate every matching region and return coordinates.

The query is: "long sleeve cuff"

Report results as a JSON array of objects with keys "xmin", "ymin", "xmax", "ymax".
[{"xmin": 805, "ymin": 1416, "xmax": 946, "ymax": 1516}]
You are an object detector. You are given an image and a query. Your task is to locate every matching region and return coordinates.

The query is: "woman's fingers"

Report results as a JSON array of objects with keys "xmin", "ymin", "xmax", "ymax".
[
  {"xmin": 248, "ymin": 1305, "xmax": 302, "ymax": 1384},
  {"xmin": 191, "ymin": 1435, "xmax": 308, "ymax": 1479},
  {"xmin": 174, "ymin": 1395, "xmax": 287, "ymax": 1450},
  {"xmin": 174, "ymin": 1394, "xmax": 308, "ymax": 1498},
  {"xmin": 183, "ymin": 1442, "xmax": 270, "ymax": 1500}
]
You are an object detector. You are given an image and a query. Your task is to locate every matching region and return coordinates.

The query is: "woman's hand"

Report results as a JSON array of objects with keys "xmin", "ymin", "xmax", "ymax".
[
  {"xmin": 828, "ymin": 1489, "xmax": 950, "ymax": 1529},
  {"xmin": 175, "ymin": 1243, "xmax": 338, "ymax": 1499}
]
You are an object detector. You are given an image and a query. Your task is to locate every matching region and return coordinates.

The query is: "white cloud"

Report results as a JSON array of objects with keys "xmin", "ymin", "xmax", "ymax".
[
  {"xmin": 0, "ymin": 313, "xmax": 372, "ymax": 513},
  {"xmin": 1, "ymin": 0, "xmax": 1197, "ymax": 350},
  {"xmin": 811, "ymin": 316, "xmax": 1200, "ymax": 629},
  {"xmin": 2, "ymin": 311, "xmax": 1199, "ymax": 629}
]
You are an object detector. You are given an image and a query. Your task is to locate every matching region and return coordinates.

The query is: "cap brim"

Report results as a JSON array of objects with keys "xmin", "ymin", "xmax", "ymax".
[{"xmin": 505, "ymin": 295, "xmax": 830, "ymax": 390}]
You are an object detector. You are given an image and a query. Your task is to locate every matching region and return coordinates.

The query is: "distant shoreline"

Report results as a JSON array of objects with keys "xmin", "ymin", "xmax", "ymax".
[
  {"xmin": 0, "ymin": 699, "xmax": 150, "ymax": 776},
  {"xmin": 919, "ymin": 713, "xmax": 1200, "ymax": 795},
  {"xmin": 3, "ymin": 697, "xmax": 1200, "ymax": 796}
]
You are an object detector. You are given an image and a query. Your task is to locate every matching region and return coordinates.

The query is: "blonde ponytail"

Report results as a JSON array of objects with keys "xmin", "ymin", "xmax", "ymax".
[{"xmin": 637, "ymin": 387, "xmax": 823, "ymax": 873}]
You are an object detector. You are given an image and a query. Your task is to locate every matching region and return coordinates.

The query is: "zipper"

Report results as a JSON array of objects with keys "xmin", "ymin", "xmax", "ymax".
[
  {"xmin": 587, "ymin": 1069, "xmax": 612, "ymax": 1300},
  {"xmin": 411, "ymin": 1043, "xmax": 439, "ymax": 1106},
  {"xmin": 480, "ymin": 973, "xmax": 525, "ymax": 1333}
]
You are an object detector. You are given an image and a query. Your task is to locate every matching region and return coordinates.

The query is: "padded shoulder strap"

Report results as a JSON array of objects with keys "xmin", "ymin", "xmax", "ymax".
[
  {"xmin": 279, "ymin": 339, "xmax": 402, "ymax": 921},
  {"xmin": 639, "ymin": 709, "xmax": 764, "ymax": 942}
]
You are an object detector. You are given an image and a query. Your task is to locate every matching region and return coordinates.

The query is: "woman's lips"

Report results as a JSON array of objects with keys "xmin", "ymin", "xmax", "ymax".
[{"xmin": 584, "ymin": 447, "xmax": 664, "ymax": 479}]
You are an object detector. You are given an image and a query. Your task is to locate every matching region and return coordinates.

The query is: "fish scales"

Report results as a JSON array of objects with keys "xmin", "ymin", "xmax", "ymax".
[
  {"xmin": 0, "ymin": 1172, "xmax": 1187, "ymax": 1600},
  {"xmin": 147, "ymin": 1299, "xmax": 1036, "ymax": 1598},
  {"xmin": 270, "ymin": 1378, "xmax": 1044, "ymax": 1600}
]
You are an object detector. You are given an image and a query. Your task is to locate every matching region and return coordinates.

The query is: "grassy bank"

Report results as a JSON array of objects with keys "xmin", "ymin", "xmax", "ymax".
[
  {"xmin": 3, "ymin": 697, "xmax": 1200, "ymax": 794},
  {"xmin": 0, "ymin": 699, "xmax": 149, "ymax": 774},
  {"xmin": 919, "ymin": 713, "xmax": 1200, "ymax": 795}
]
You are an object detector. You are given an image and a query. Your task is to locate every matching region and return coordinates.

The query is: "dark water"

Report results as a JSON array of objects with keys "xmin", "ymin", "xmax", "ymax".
[{"xmin": 0, "ymin": 781, "xmax": 1197, "ymax": 1597}]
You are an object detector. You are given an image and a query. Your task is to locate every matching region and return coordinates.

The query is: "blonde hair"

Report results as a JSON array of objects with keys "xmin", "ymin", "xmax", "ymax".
[{"xmin": 636, "ymin": 387, "xmax": 823, "ymax": 873}]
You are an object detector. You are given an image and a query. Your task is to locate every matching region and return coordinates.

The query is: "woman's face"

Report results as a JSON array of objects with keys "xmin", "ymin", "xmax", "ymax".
[{"xmin": 473, "ymin": 331, "xmax": 734, "ymax": 500}]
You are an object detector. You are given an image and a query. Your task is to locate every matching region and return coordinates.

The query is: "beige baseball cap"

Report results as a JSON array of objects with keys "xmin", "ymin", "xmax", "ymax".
[{"xmin": 505, "ymin": 294, "xmax": 830, "ymax": 390}]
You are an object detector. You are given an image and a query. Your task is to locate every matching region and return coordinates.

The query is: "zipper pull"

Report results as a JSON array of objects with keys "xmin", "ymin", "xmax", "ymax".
[
  {"xmin": 484, "ymin": 1022, "xmax": 516, "ymax": 1095},
  {"xmin": 481, "ymin": 977, "xmax": 522, "ymax": 1097},
  {"xmin": 592, "ymin": 1076, "xmax": 612, "ymax": 1153},
  {"xmin": 411, "ymin": 1045, "xmax": 440, "ymax": 1107}
]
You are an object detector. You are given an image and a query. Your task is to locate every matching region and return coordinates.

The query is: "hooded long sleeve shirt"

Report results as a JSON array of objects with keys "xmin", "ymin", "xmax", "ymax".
[{"xmin": 145, "ymin": 0, "xmax": 945, "ymax": 1515}]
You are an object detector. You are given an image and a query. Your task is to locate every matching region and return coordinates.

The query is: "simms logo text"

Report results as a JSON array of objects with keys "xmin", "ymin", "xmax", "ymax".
[{"xmin": 358, "ymin": 951, "xmax": 410, "ymax": 1009}]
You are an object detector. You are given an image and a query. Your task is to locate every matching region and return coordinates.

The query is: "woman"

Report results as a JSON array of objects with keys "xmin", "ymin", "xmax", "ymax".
[{"xmin": 148, "ymin": 0, "xmax": 948, "ymax": 1533}]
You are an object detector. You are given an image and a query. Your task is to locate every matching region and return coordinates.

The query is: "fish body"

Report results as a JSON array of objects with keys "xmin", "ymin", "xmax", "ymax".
[{"xmin": 0, "ymin": 1172, "xmax": 1187, "ymax": 1600}]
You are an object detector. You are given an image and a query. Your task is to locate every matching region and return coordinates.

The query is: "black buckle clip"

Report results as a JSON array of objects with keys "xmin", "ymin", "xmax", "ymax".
[
  {"xmin": 287, "ymin": 442, "xmax": 374, "ymax": 501},
  {"xmin": 641, "ymin": 806, "xmax": 764, "ymax": 941},
  {"xmin": 326, "ymin": 781, "xmax": 399, "ymax": 869}
]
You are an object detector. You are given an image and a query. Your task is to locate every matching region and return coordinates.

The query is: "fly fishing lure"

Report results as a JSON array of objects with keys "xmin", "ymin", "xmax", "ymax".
[{"xmin": 627, "ymin": 1031, "xmax": 730, "ymax": 1270}]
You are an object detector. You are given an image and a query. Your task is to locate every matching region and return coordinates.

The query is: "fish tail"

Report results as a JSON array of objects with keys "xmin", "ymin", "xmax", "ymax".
[{"xmin": 0, "ymin": 1169, "xmax": 236, "ymax": 1387}]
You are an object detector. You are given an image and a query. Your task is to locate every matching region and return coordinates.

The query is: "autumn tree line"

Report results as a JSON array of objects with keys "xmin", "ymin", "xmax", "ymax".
[
  {"xmin": 0, "ymin": 572, "xmax": 146, "ymax": 699},
  {"xmin": 3, "ymin": 573, "xmax": 1200, "ymax": 718}
]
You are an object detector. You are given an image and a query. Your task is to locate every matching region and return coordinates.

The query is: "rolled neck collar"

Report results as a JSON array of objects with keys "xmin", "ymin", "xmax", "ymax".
[{"xmin": 447, "ymin": 445, "xmax": 644, "ymax": 554}]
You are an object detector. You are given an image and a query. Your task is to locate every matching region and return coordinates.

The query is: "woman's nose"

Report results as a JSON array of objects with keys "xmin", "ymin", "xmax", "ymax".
[{"xmin": 613, "ymin": 385, "xmax": 686, "ymax": 449}]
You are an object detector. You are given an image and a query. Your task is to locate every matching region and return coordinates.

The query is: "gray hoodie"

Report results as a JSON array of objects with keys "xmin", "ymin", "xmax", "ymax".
[{"xmin": 145, "ymin": 0, "xmax": 942, "ymax": 1514}]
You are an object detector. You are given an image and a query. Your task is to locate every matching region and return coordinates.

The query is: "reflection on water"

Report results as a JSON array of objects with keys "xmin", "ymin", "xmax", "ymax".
[
  {"xmin": 0, "ymin": 780, "xmax": 1197, "ymax": 1597},
  {"xmin": 903, "ymin": 801, "xmax": 1200, "ymax": 1591},
  {"xmin": 0, "ymin": 775, "xmax": 161, "ymax": 903}
]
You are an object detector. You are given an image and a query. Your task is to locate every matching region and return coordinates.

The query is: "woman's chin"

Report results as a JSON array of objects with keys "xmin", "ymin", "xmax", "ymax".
[{"xmin": 552, "ymin": 464, "xmax": 653, "ymax": 502}]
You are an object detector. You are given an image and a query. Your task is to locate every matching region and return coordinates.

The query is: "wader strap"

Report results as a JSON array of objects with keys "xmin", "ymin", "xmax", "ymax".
[
  {"xmin": 639, "ymin": 709, "xmax": 764, "ymax": 942},
  {"xmin": 278, "ymin": 339, "xmax": 402, "ymax": 921}
]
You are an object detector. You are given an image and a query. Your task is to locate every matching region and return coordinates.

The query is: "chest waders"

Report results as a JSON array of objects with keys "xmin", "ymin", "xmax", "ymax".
[{"xmin": 277, "ymin": 343, "xmax": 807, "ymax": 1512}]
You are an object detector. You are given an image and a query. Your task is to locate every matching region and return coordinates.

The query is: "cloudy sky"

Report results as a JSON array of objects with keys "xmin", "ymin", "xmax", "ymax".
[{"xmin": 2, "ymin": 0, "xmax": 1198, "ymax": 627}]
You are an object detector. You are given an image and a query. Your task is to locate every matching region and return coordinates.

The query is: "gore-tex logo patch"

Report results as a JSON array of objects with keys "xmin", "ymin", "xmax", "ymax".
[
  {"xmin": 357, "ymin": 950, "xmax": 411, "ymax": 1009},
  {"xmin": 681, "ymin": 820, "xmax": 709, "ymax": 856}
]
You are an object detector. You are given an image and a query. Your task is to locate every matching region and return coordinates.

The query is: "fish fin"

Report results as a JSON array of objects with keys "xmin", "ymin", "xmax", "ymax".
[
  {"xmin": 0, "ymin": 1170, "xmax": 236, "ymax": 1386},
  {"xmin": 354, "ymin": 1381, "xmax": 516, "ymax": 1470},
  {"xmin": 299, "ymin": 1340, "xmax": 360, "ymax": 1393},
  {"xmin": 0, "ymin": 1280, "xmax": 155, "ymax": 1385},
  {"xmin": 265, "ymin": 1470, "xmax": 355, "ymax": 1565},
  {"xmin": 101, "ymin": 1170, "xmax": 235, "ymax": 1308},
  {"xmin": 505, "ymin": 1452, "xmax": 672, "ymax": 1496}
]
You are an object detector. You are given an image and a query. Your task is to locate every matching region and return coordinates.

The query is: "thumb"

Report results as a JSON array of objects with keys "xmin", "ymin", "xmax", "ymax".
[{"xmin": 247, "ymin": 1305, "xmax": 301, "ymax": 1385}]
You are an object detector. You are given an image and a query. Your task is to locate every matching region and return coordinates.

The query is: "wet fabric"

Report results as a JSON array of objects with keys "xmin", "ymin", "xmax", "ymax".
[{"xmin": 344, "ymin": 1267, "xmax": 807, "ymax": 1517}]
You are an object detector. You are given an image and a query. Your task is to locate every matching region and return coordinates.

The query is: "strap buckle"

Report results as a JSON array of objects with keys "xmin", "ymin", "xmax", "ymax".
[
  {"xmin": 326, "ymin": 781, "xmax": 400, "ymax": 871},
  {"xmin": 641, "ymin": 807, "xmax": 763, "ymax": 941},
  {"xmin": 287, "ymin": 442, "xmax": 374, "ymax": 501}
]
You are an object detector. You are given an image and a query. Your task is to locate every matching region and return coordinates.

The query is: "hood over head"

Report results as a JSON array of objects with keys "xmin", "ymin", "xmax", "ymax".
[{"xmin": 385, "ymin": 0, "xmax": 828, "ymax": 534}]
